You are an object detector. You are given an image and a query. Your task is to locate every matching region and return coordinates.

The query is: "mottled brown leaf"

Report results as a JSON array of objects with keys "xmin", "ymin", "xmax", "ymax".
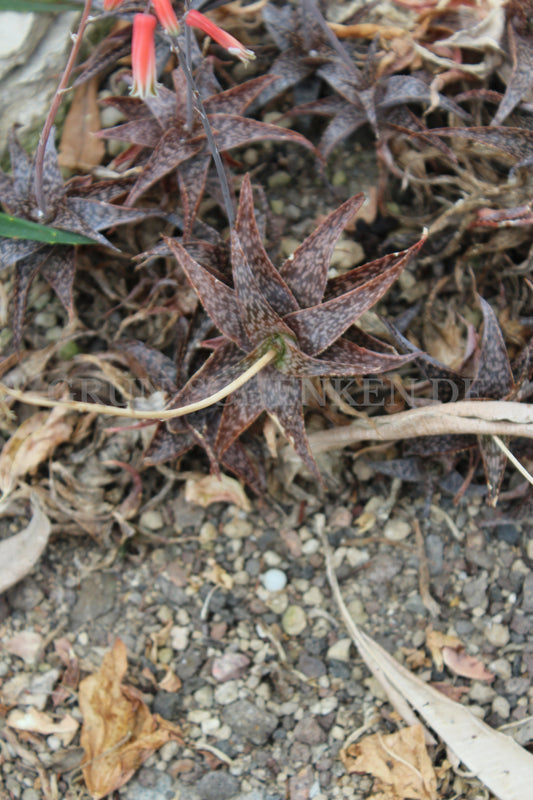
[
  {"xmin": 280, "ymin": 193, "xmax": 365, "ymax": 308},
  {"xmin": 492, "ymin": 25, "xmax": 533, "ymax": 125}
]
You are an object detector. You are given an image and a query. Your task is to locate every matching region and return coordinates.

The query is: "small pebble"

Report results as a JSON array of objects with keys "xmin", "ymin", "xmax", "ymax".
[
  {"xmin": 212, "ymin": 653, "xmax": 250, "ymax": 683},
  {"xmin": 139, "ymin": 510, "xmax": 163, "ymax": 531},
  {"xmin": 326, "ymin": 638, "xmax": 352, "ymax": 663},
  {"xmin": 170, "ymin": 626, "xmax": 189, "ymax": 651},
  {"xmin": 301, "ymin": 538, "xmax": 320, "ymax": 555},
  {"xmin": 383, "ymin": 519, "xmax": 411, "ymax": 541},
  {"xmin": 261, "ymin": 569, "xmax": 287, "ymax": 592},
  {"xmin": 223, "ymin": 518, "xmax": 253, "ymax": 539},
  {"xmin": 215, "ymin": 681, "xmax": 240, "ymax": 705},
  {"xmin": 195, "ymin": 771, "xmax": 240, "ymax": 800},
  {"xmin": 496, "ymin": 523, "xmax": 520, "ymax": 544},
  {"xmin": 489, "ymin": 658, "xmax": 512, "ymax": 680},
  {"xmin": 492, "ymin": 695, "xmax": 511, "ymax": 720},
  {"xmin": 194, "ymin": 686, "xmax": 214, "ymax": 707},
  {"xmin": 281, "ymin": 605, "xmax": 307, "ymax": 636},
  {"xmin": 485, "ymin": 622, "xmax": 510, "ymax": 648}
]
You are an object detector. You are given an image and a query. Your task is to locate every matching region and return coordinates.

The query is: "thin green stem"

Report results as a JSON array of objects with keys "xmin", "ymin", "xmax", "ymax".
[{"xmin": 1, "ymin": 348, "xmax": 276, "ymax": 421}]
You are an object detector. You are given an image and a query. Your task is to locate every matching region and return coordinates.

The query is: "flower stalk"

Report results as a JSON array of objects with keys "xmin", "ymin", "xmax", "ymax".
[{"xmin": 0, "ymin": 349, "xmax": 277, "ymax": 421}]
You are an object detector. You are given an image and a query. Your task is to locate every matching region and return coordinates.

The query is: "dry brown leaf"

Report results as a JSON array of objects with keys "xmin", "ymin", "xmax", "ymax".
[
  {"xmin": 0, "ymin": 496, "xmax": 51, "ymax": 594},
  {"xmin": 184, "ymin": 472, "xmax": 251, "ymax": 510},
  {"xmin": 58, "ymin": 76, "xmax": 105, "ymax": 171},
  {"xmin": 431, "ymin": 681, "xmax": 470, "ymax": 701},
  {"xmin": 442, "ymin": 646, "xmax": 495, "ymax": 682},
  {"xmin": 342, "ymin": 724, "xmax": 437, "ymax": 800},
  {"xmin": 7, "ymin": 707, "xmax": 79, "ymax": 746},
  {"xmin": 79, "ymin": 638, "xmax": 183, "ymax": 799},
  {"xmin": 204, "ymin": 559, "xmax": 234, "ymax": 590},
  {"xmin": 0, "ymin": 405, "xmax": 73, "ymax": 496},
  {"xmin": 426, "ymin": 626, "xmax": 463, "ymax": 671},
  {"xmin": 158, "ymin": 669, "xmax": 182, "ymax": 693}
]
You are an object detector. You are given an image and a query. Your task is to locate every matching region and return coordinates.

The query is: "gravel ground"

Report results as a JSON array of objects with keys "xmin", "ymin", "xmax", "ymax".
[{"xmin": 2, "ymin": 464, "xmax": 533, "ymax": 799}]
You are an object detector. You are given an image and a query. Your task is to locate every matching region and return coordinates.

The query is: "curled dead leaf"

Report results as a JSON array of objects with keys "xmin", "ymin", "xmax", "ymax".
[
  {"xmin": 342, "ymin": 724, "xmax": 437, "ymax": 800},
  {"xmin": 0, "ymin": 405, "xmax": 73, "ymax": 496},
  {"xmin": 79, "ymin": 639, "xmax": 183, "ymax": 799},
  {"xmin": 0, "ymin": 496, "xmax": 51, "ymax": 594},
  {"xmin": 442, "ymin": 646, "xmax": 495, "ymax": 682},
  {"xmin": 185, "ymin": 472, "xmax": 251, "ymax": 511},
  {"xmin": 7, "ymin": 707, "xmax": 78, "ymax": 746}
]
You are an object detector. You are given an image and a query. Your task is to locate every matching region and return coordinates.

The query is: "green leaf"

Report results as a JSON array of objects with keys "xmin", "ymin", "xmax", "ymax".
[
  {"xmin": 0, "ymin": 213, "xmax": 97, "ymax": 245},
  {"xmin": 0, "ymin": 0, "xmax": 83, "ymax": 11}
]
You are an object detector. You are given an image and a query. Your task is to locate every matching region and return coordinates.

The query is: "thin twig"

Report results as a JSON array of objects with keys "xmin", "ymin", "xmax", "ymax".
[
  {"xmin": 290, "ymin": 400, "xmax": 533, "ymax": 459},
  {"xmin": 34, "ymin": 0, "xmax": 94, "ymax": 215}
]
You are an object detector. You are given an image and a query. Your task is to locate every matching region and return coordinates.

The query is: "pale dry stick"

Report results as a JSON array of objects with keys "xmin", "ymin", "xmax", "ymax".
[
  {"xmin": 430, "ymin": 504, "xmax": 464, "ymax": 542},
  {"xmin": 0, "ymin": 348, "xmax": 276, "ymax": 421},
  {"xmin": 293, "ymin": 400, "xmax": 533, "ymax": 459},
  {"xmin": 316, "ymin": 517, "xmax": 436, "ymax": 745},
  {"xmin": 492, "ymin": 434, "xmax": 533, "ymax": 487}
]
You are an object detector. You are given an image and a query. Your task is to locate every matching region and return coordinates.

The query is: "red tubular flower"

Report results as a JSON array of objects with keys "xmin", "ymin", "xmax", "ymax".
[
  {"xmin": 152, "ymin": 0, "xmax": 180, "ymax": 36},
  {"xmin": 131, "ymin": 13, "xmax": 158, "ymax": 99},
  {"xmin": 185, "ymin": 9, "xmax": 255, "ymax": 63},
  {"xmin": 103, "ymin": 0, "xmax": 125, "ymax": 10}
]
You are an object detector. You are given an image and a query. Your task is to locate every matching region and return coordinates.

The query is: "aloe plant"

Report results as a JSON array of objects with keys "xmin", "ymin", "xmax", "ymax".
[{"xmin": 145, "ymin": 175, "xmax": 425, "ymax": 482}]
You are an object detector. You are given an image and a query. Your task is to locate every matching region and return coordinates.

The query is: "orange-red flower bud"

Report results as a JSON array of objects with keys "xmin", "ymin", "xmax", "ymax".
[
  {"xmin": 131, "ymin": 13, "xmax": 158, "ymax": 99},
  {"xmin": 185, "ymin": 9, "xmax": 255, "ymax": 64},
  {"xmin": 152, "ymin": 0, "xmax": 180, "ymax": 36}
]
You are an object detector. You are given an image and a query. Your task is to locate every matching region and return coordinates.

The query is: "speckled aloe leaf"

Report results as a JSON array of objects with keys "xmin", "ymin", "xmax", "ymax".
[
  {"xmin": 99, "ymin": 68, "xmax": 317, "ymax": 216},
  {"xmin": 467, "ymin": 296, "xmax": 514, "ymax": 400},
  {"xmin": 430, "ymin": 126, "xmax": 533, "ymax": 169},
  {"xmin": 115, "ymin": 339, "xmax": 178, "ymax": 395},
  {"xmin": 0, "ymin": 128, "xmax": 167, "ymax": 345},
  {"xmin": 231, "ymin": 232, "xmax": 295, "ymax": 347},
  {"xmin": 235, "ymin": 175, "xmax": 298, "ymax": 317},
  {"xmin": 40, "ymin": 248, "xmax": 76, "ymax": 321},
  {"xmin": 13, "ymin": 256, "xmax": 43, "ymax": 348},
  {"xmin": 203, "ymin": 75, "xmax": 278, "ymax": 116},
  {"xmin": 215, "ymin": 378, "xmax": 264, "ymax": 456},
  {"xmin": 177, "ymin": 155, "xmax": 212, "ymax": 239},
  {"xmin": 284, "ymin": 238, "xmax": 426, "ymax": 356},
  {"xmin": 279, "ymin": 337, "xmax": 412, "ymax": 377},
  {"xmin": 383, "ymin": 320, "xmax": 465, "ymax": 403},
  {"xmin": 125, "ymin": 132, "xmax": 204, "ymax": 206},
  {"xmin": 166, "ymin": 238, "xmax": 247, "ymax": 347},
  {"xmin": 257, "ymin": 367, "xmax": 321, "ymax": 481},
  {"xmin": 492, "ymin": 23, "xmax": 533, "ymax": 125},
  {"xmin": 319, "ymin": 106, "xmax": 368, "ymax": 158},
  {"xmin": 466, "ymin": 296, "xmax": 515, "ymax": 506},
  {"xmin": 209, "ymin": 114, "xmax": 318, "ymax": 158},
  {"xmin": 144, "ymin": 423, "xmax": 197, "ymax": 466},
  {"xmin": 279, "ymin": 193, "xmax": 365, "ymax": 308},
  {"xmin": 166, "ymin": 340, "xmax": 266, "ymax": 434}
]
